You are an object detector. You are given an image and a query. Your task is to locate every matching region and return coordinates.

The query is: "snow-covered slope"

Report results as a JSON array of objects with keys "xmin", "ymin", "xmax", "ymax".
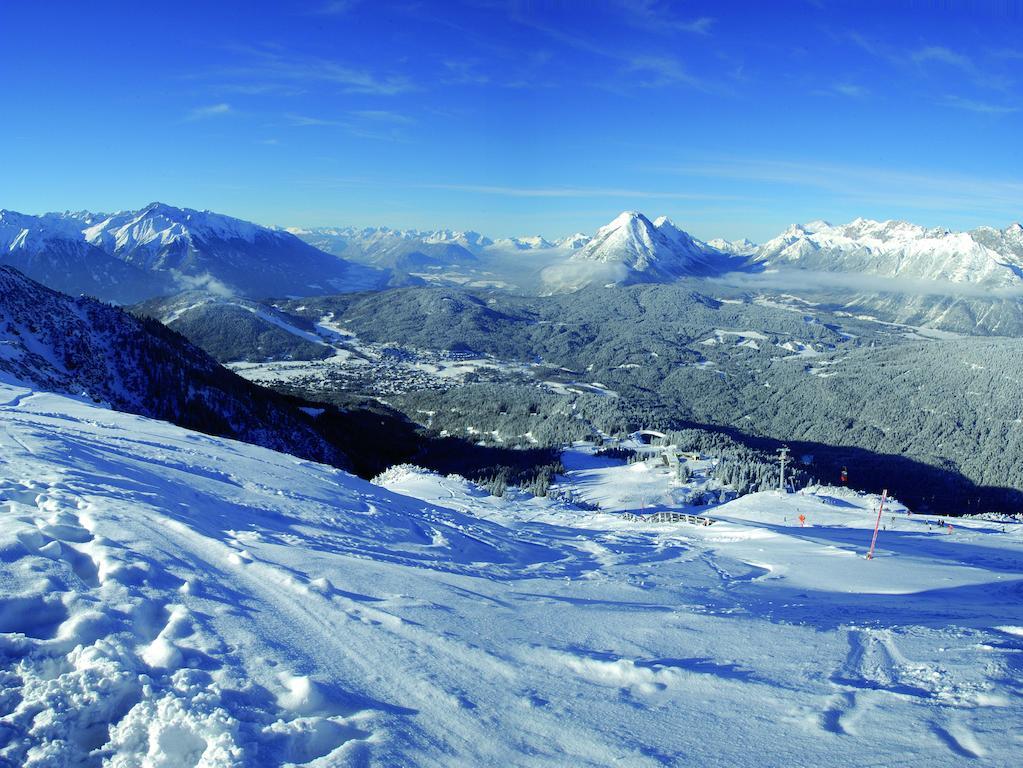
[
  {"xmin": 0, "ymin": 379, "xmax": 554, "ymax": 766},
  {"xmin": 0, "ymin": 266, "xmax": 344, "ymax": 467},
  {"xmin": 757, "ymin": 217, "xmax": 1023, "ymax": 287},
  {"xmin": 968, "ymin": 222, "xmax": 1023, "ymax": 264},
  {"xmin": 283, "ymin": 226, "xmax": 355, "ymax": 256},
  {"xmin": 2, "ymin": 384, "xmax": 1021, "ymax": 766},
  {"xmin": 79, "ymin": 203, "xmax": 265, "ymax": 257},
  {"xmin": 133, "ymin": 291, "xmax": 335, "ymax": 363},
  {"xmin": 652, "ymin": 215, "xmax": 724, "ymax": 270},
  {"xmin": 1, "ymin": 209, "xmax": 90, "ymax": 252},
  {"xmin": 290, "ymin": 225, "xmax": 592, "ymax": 291}
]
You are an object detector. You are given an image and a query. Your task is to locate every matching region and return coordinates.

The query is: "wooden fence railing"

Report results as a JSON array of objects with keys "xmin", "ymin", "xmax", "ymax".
[{"xmin": 620, "ymin": 511, "xmax": 715, "ymax": 526}]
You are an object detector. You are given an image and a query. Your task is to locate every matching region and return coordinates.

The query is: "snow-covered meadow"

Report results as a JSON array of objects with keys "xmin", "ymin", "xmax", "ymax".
[{"xmin": 1, "ymin": 376, "xmax": 1021, "ymax": 766}]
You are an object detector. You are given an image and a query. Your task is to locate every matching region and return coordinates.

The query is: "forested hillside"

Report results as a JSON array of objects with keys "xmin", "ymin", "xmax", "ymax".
[
  {"xmin": 282, "ymin": 285, "xmax": 1023, "ymax": 513},
  {"xmin": 137, "ymin": 279, "xmax": 1023, "ymax": 513},
  {"xmin": 0, "ymin": 266, "xmax": 347, "ymax": 468}
]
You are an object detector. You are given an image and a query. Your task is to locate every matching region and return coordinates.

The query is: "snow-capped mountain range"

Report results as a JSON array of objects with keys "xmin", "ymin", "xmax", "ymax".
[
  {"xmin": 756, "ymin": 217, "xmax": 1023, "ymax": 288},
  {"xmin": 1, "ymin": 203, "xmax": 385, "ymax": 302},
  {"xmin": 290, "ymin": 225, "xmax": 490, "ymax": 257},
  {"xmin": 0, "ymin": 208, "xmax": 171, "ymax": 303},
  {"xmin": 707, "ymin": 237, "xmax": 758, "ymax": 256},
  {"xmin": 77, "ymin": 203, "xmax": 267, "ymax": 264},
  {"xmin": 289, "ymin": 226, "xmax": 586, "ymax": 257},
  {"xmin": 289, "ymin": 226, "xmax": 482, "ymax": 278},
  {"xmin": 287, "ymin": 213, "xmax": 759, "ymax": 293},
  {"xmin": 5, "ymin": 200, "xmax": 1023, "ymax": 306}
]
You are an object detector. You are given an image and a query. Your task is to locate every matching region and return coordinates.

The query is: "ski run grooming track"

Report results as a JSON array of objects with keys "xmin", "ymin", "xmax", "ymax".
[{"xmin": 1, "ymin": 376, "xmax": 1022, "ymax": 767}]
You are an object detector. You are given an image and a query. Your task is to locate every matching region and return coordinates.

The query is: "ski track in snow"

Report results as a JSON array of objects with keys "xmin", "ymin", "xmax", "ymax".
[{"xmin": 1, "ymin": 379, "xmax": 1023, "ymax": 766}]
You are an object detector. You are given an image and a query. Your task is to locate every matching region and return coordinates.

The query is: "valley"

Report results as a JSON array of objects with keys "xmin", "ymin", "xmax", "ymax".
[
  {"xmin": 8, "ymin": 201, "xmax": 1019, "ymax": 515},
  {"xmin": 6, "ymin": 3, "xmax": 1021, "ymax": 764},
  {"xmin": 131, "ymin": 270, "xmax": 1023, "ymax": 516},
  {"xmin": 3, "ymin": 153, "xmax": 1023, "ymax": 768}
]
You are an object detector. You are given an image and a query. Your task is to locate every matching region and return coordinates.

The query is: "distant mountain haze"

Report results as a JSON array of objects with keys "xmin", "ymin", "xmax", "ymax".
[{"xmin": 4, "ymin": 203, "xmax": 1023, "ymax": 327}]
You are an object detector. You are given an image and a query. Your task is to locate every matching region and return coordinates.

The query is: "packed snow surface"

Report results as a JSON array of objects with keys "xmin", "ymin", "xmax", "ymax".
[{"xmin": 2, "ymin": 376, "xmax": 1022, "ymax": 766}]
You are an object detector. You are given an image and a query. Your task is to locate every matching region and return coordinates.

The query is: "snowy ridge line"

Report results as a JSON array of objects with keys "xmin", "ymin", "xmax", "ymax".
[
  {"xmin": 2, "ymin": 202, "xmax": 384, "ymax": 302},
  {"xmin": 6, "ymin": 202, "xmax": 1023, "ymax": 302},
  {"xmin": 295, "ymin": 210, "xmax": 1023, "ymax": 296}
]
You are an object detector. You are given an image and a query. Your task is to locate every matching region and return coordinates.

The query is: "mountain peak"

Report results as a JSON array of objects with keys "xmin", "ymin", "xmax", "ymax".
[
  {"xmin": 652, "ymin": 216, "xmax": 697, "ymax": 240},
  {"xmin": 567, "ymin": 210, "xmax": 722, "ymax": 282},
  {"xmin": 140, "ymin": 201, "xmax": 186, "ymax": 218},
  {"xmin": 803, "ymin": 219, "xmax": 833, "ymax": 232},
  {"xmin": 604, "ymin": 210, "xmax": 650, "ymax": 229},
  {"xmin": 707, "ymin": 237, "xmax": 757, "ymax": 256},
  {"xmin": 556, "ymin": 232, "xmax": 590, "ymax": 249}
]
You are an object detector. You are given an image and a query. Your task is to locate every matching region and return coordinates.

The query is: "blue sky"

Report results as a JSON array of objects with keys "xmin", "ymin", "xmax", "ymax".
[{"xmin": 1, "ymin": 0, "xmax": 1021, "ymax": 240}]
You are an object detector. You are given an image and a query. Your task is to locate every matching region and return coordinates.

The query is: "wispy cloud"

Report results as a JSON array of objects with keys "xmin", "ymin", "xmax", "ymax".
[
  {"xmin": 613, "ymin": 1, "xmax": 714, "ymax": 35},
  {"xmin": 940, "ymin": 95, "xmax": 1019, "ymax": 114},
  {"xmin": 214, "ymin": 45, "xmax": 415, "ymax": 96},
  {"xmin": 847, "ymin": 31, "xmax": 890, "ymax": 61},
  {"xmin": 656, "ymin": 157, "xmax": 1023, "ymax": 218},
  {"xmin": 309, "ymin": 0, "xmax": 360, "ymax": 15},
  {"xmin": 185, "ymin": 103, "xmax": 233, "ymax": 121},
  {"xmin": 441, "ymin": 59, "xmax": 491, "ymax": 86},
  {"xmin": 681, "ymin": 17, "xmax": 714, "ymax": 34},
  {"xmin": 349, "ymin": 110, "xmax": 415, "ymax": 124},
  {"xmin": 832, "ymin": 83, "xmax": 869, "ymax": 98},
  {"xmin": 853, "ymin": 35, "xmax": 1013, "ymax": 93},
  {"xmin": 416, "ymin": 183, "xmax": 741, "ymax": 201},
  {"xmin": 504, "ymin": 8, "xmax": 710, "ymax": 91},
  {"xmin": 215, "ymin": 82, "xmax": 306, "ymax": 96},
  {"xmin": 909, "ymin": 45, "xmax": 1013, "ymax": 91},
  {"xmin": 625, "ymin": 56, "xmax": 703, "ymax": 89},
  {"xmin": 509, "ymin": 13, "xmax": 611, "ymax": 59},
  {"xmin": 912, "ymin": 45, "xmax": 975, "ymax": 72},
  {"xmin": 286, "ymin": 113, "xmax": 340, "ymax": 127},
  {"xmin": 284, "ymin": 111, "xmax": 414, "ymax": 141}
]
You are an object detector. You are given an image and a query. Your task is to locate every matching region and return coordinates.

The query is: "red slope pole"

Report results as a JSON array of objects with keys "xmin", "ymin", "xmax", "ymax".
[{"xmin": 866, "ymin": 489, "xmax": 888, "ymax": 560}]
